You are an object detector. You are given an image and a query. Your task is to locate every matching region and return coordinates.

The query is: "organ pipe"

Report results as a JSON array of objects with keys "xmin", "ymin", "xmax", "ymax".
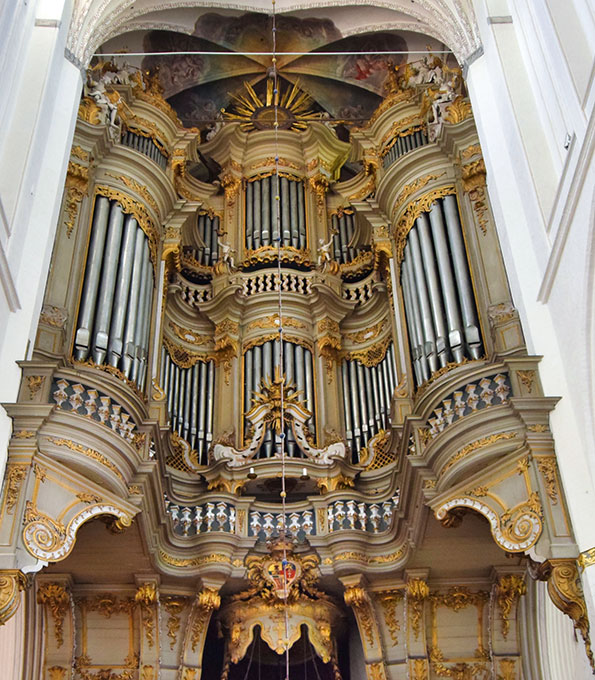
[
  {"xmin": 74, "ymin": 196, "xmax": 154, "ymax": 391},
  {"xmin": 382, "ymin": 128, "xmax": 428, "ymax": 169},
  {"xmin": 245, "ymin": 175, "xmax": 306, "ymax": 250},
  {"xmin": 160, "ymin": 347, "xmax": 216, "ymax": 465},
  {"xmin": 120, "ymin": 129, "xmax": 168, "ymax": 169},
  {"xmin": 341, "ymin": 343, "xmax": 397, "ymax": 463},
  {"xmin": 401, "ymin": 196, "xmax": 483, "ymax": 387}
]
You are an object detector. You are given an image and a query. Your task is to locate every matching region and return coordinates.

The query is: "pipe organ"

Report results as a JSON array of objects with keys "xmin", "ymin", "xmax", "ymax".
[
  {"xmin": 74, "ymin": 195, "xmax": 154, "ymax": 390},
  {"xmin": 160, "ymin": 347, "xmax": 216, "ymax": 465},
  {"xmin": 341, "ymin": 344, "xmax": 397, "ymax": 462},
  {"xmin": 244, "ymin": 340, "xmax": 315, "ymax": 457},
  {"xmin": 245, "ymin": 174, "xmax": 306, "ymax": 250},
  {"xmin": 382, "ymin": 126, "xmax": 428, "ymax": 169},
  {"xmin": 400, "ymin": 194, "xmax": 482, "ymax": 387},
  {"xmin": 330, "ymin": 210, "xmax": 365, "ymax": 264},
  {"xmin": 120, "ymin": 128, "xmax": 168, "ymax": 169},
  {"xmin": 184, "ymin": 212, "xmax": 220, "ymax": 267}
]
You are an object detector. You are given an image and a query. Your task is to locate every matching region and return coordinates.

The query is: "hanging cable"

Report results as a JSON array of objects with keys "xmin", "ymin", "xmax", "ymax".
[{"xmin": 270, "ymin": 3, "xmax": 291, "ymax": 680}]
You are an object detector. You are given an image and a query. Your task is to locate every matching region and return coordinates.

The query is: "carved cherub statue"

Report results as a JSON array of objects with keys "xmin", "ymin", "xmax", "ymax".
[
  {"xmin": 317, "ymin": 236, "xmax": 334, "ymax": 269},
  {"xmin": 217, "ymin": 234, "xmax": 236, "ymax": 270}
]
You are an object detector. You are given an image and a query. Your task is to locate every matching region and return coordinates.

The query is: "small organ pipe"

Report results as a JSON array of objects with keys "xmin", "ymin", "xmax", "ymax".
[
  {"xmin": 348, "ymin": 360, "xmax": 362, "ymax": 453},
  {"xmin": 339, "ymin": 215, "xmax": 349, "ymax": 262},
  {"xmin": 442, "ymin": 195, "xmax": 482, "ymax": 357},
  {"xmin": 92, "ymin": 203, "xmax": 125, "ymax": 365},
  {"xmin": 356, "ymin": 362, "xmax": 369, "ymax": 440},
  {"xmin": 245, "ymin": 183, "xmax": 253, "ymax": 249},
  {"xmin": 196, "ymin": 361, "xmax": 207, "ymax": 459},
  {"xmin": 304, "ymin": 349, "xmax": 315, "ymax": 433},
  {"xmin": 263, "ymin": 341, "xmax": 273, "ymax": 382},
  {"xmin": 401, "ymin": 263, "xmax": 423, "ymax": 385},
  {"xmin": 289, "ymin": 179, "xmax": 298, "ymax": 247},
  {"xmin": 409, "ymin": 226, "xmax": 438, "ymax": 373},
  {"xmin": 375, "ymin": 363, "xmax": 387, "ymax": 428},
  {"xmin": 131, "ymin": 244, "xmax": 149, "ymax": 383},
  {"xmin": 211, "ymin": 217, "xmax": 219, "ymax": 264},
  {"xmin": 363, "ymin": 365, "xmax": 375, "ymax": 435},
  {"xmin": 75, "ymin": 196, "xmax": 111, "ymax": 360},
  {"xmin": 404, "ymin": 250, "xmax": 430, "ymax": 382},
  {"xmin": 281, "ymin": 177, "xmax": 290, "ymax": 242},
  {"xmin": 341, "ymin": 363, "xmax": 353, "ymax": 444},
  {"xmin": 206, "ymin": 361, "xmax": 215, "ymax": 453},
  {"xmin": 253, "ymin": 180, "xmax": 262, "ymax": 248},
  {"xmin": 369, "ymin": 366, "xmax": 382, "ymax": 429},
  {"xmin": 428, "ymin": 201, "xmax": 464, "ymax": 362},
  {"xmin": 297, "ymin": 182, "xmax": 306, "ymax": 248},
  {"xmin": 332, "ymin": 215, "xmax": 341, "ymax": 260},
  {"xmin": 244, "ymin": 349, "xmax": 253, "ymax": 432},
  {"xmin": 122, "ymin": 229, "xmax": 146, "ymax": 376},
  {"xmin": 183, "ymin": 361, "xmax": 192, "ymax": 440},
  {"xmin": 262, "ymin": 177, "xmax": 271, "ymax": 247},
  {"xmin": 190, "ymin": 363, "xmax": 199, "ymax": 448},
  {"xmin": 139, "ymin": 261, "xmax": 153, "ymax": 389},
  {"xmin": 416, "ymin": 213, "xmax": 448, "ymax": 367}
]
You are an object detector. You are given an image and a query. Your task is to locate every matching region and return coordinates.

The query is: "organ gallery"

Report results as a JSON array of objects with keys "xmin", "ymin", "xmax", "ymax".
[{"xmin": 0, "ymin": 8, "xmax": 592, "ymax": 680}]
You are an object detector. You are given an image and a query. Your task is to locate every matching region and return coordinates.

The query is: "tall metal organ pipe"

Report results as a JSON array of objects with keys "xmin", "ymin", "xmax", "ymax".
[
  {"xmin": 183, "ymin": 213, "xmax": 220, "ymax": 267},
  {"xmin": 74, "ymin": 196, "xmax": 154, "ymax": 390},
  {"xmin": 160, "ymin": 347, "xmax": 216, "ymax": 465},
  {"xmin": 243, "ymin": 340, "xmax": 316, "ymax": 457},
  {"xmin": 341, "ymin": 342, "xmax": 397, "ymax": 463},
  {"xmin": 331, "ymin": 211, "xmax": 362, "ymax": 264},
  {"xmin": 245, "ymin": 175, "xmax": 306, "ymax": 250},
  {"xmin": 400, "ymin": 195, "xmax": 483, "ymax": 387}
]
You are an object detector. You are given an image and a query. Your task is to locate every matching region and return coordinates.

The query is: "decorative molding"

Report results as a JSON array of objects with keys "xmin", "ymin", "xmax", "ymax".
[
  {"xmin": 0, "ymin": 570, "xmax": 27, "ymax": 625},
  {"xmin": 495, "ymin": 574, "xmax": 526, "ymax": 639},
  {"xmin": 3, "ymin": 464, "xmax": 28, "ymax": 513},
  {"xmin": 162, "ymin": 596, "xmax": 187, "ymax": 650},
  {"xmin": 37, "ymin": 583, "xmax": 71, "ymax": 647},
  {"xmin": 406, "ymin": 578, "xmax": 429, "ymax": 640},
  {"xmin": 135, "ymin": 583, "xmax": 158, "ymax": 648},
  {"xmin": 190, "ymin": 588, "xmax": 221, "ymax": 652}
]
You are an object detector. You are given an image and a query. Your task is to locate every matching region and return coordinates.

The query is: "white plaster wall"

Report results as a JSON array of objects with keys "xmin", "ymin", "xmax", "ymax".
[
  {"xmin": 0, "ymin": 0, "xmax": 82, "ymax": 481},
  {"xmin": 468, "ymin": 0, "xmax": 595, "ymax": 616}
]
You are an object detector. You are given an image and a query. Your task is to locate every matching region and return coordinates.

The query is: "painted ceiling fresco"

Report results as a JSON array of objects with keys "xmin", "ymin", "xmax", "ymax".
[{"xmin": 99, "ymin": 10, "xmax": 455, "ymax": 131}]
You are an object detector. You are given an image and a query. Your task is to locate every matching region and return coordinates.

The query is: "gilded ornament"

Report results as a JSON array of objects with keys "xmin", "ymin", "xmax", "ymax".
[
  {"xmin": 412, "ymin": 659, "xmax": 428, "ymax": 680},
  {"xmin": 78, "ymin": 96, "xmax": 102, "ymax": 125},
  {"xmin": 498, "ymin": 659, "xmax": 517, "ymax": 680},
  {"xmin": 3, "ymin": 464, "xmax": 28, "ymax": 514},
  {"xmin": 48, "ymin": 668, "xmax": 67, "ymax": 680},
  {"xmin": 407, "ymin": 579, "xmax": 429, "ymax": 640},
  {"xmin": 444, "ymin": 96, "xmax": 473, "ymax": 124},
  {"xmin": 158, "ymin": 550, "xmax": 232, "ymax": 568},
  {"xmin": 579, "ymin": 547, "xmax": 595, "ymax": 571},
  {"xmin": 64, "ymin": 162, "xmax": 89, "ymax": 237},
  {"xmin": 169, "ymin": 321, "xmax": 211, "ymax": 346},
  {"xmin": 246, "ymin": 315, "xmax": 306, "ymax": 332},
  {"xmin": 33, "ymin": 463, "xmax": 47, "ymax": 482},
  {"xmin": 12, "ymin": 430, "xmax": 35, "ymax": 439},
  {"xmin": 517, "ymin": 370, "xmax": 535, "ymax": 393},
  {"xmin": 460, "ymin": 144, "xmax": 482, "ymax": 161},
  {"xmin": 309, "ymin": 174, "xmax": 329, "ymax": 218},
  {"xmin": 536, "ymin": 457, "xmax": 559, "ymax": 504},
  {"xmin": 364, "ymin": 430, "xmax": 394, "ymax": 470},
  {"xmin": 135, "ymin": 583, "xmax": 158, "ymax": 648},
  {"xmin": 431, "ymin": 586, "xmax": 488, "ymax": 612},
  {"xmin": 79, "ymin": 593, "xmax": 135, "ymax": 618},
  {"xmin": 532, "ymin": 559, "xmax": 594, "ymax": 669},
  {"xmin": 366, "ymin": 662, "xmax": 387, "ymax": 680},
  {"xmin": 76, "ymin": 492, "xmax": 102, "ymax": 504},
  {"xmin": 37, "ymin": 583, "xmax": 71, "ymax": 648},
  {"xmin": 380, "ymin": 114, "xmax": 424, "ymax": 146},
  {"xmin": 72, "ymin": 357, "xmax": 146, "ymax": 401},
  {"xmin": 348, "ymin": 175, "xmax": 376, "ymax": 203},
  {"xmin": 242, "ymin": 244, "xmax": 312, "ymax": 268},
  {"xmin": 344, "ymin": 319, "xmax": 386, "ymax": 344},
  {"xmin": 344, "ymin": 586, "xmax": 375, "ymax": 648},
  {"xmin": 0, "ymin": 570, "xmax": 27, "ymax": 625},
  {"xmin": 376, "ymin": 590, "xmax": 402, "ymax": 645},
  {"xmin": 105, "ymin": 172, "xmax": 160, "ymax": 217},
  {"xmin": 495, "ymin": 574, "xmax": 526, "ymax": 640},
  {"xmin": 344, "ymin": 335, "xmax": 392, "ymax": 368},
  {"xmin": 71, "ymin": 145, "xmax": 89, "ymax": 161},
  {"xmin": 394, "ymin": 173, "xmax": 445, "ymax": 211},
  {"xmin": 132, "ymin": 71, "xmax": 182, "ymax": 126},
  {"xmin": 40, "ymin": 304, "xmax": 68, "ymax": 328},
  {"xmin": 243, "ymin": 332, "xmax": 311, "ymax": 354},
  {"xmin": 220, "ymin": 174, "xmax": 241, "ymax": 209},
  {"xmin": 423, "ymin": 479, "xmax": 437, "ymax": 490},
  {"xmin": 162, "ymin": 596, "xmax": 187, "ymax": 649},
  {"xmin": 441, "ymin": 432, "xmax": 517, "ymax": 476},
  {"xmin": 47, "ymin": 437, "xmax": 125, "ymax": 482},
  {"xmin": 27, "ymin": 375, "xmax": 45, "ymax": 398},
  {"xmin": 249, "ymin": 157, "xmax": 300, "ymax": 171},
  {"xmin": 182, "ymin": 669, "xmax": 197, "ymax": 680},
  {"xmin": 191, "ymin": 588, "xmax": 221, "ymax": 651},
  {"xmin": 151, "ymin": 379, "xmax": 166, "ymax": 402},
  {"xmin": 527, "ymin": 424, "xmax": 548, "ymax": 433}
]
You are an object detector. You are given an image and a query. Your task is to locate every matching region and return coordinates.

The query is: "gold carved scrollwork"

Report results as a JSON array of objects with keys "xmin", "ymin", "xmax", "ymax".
[
  {"xmin": 162, "ymin": 596, "xmax": 187, "ymax": 650},
  {"xmin": 191, "ymin": 588, "xmax": 221, "ymax": 652},
  {"xmin": 344, "ymin": 319, "xmax": 387, "ymax": 344},
  {"xmin": 376, "ymin": 590, "xmax": 402, "ymax": 645},
  {"xmin": 27, "ymin": 375, "xmax": 45, "ymax": 398},
  {"xmin": 344, "ymin": 586, "xmax": 376, "ymax": 648},
  {"xmin": 37, "ymin": 583, "xmax": 71, "ymax": 648},
  {"xmin": 407, "ymin": 579, "xmax": 429, "ymax": 640},
  {"xmin": 344, "ymin": 335, "xmax": 391, "ymax": 367},
  {"xmin": 309, "ymin": 174, "xmax": 329, "ymax": 219},
  {"xmin": 536, "ymin": 457, "xmax": 559, "ymax": 505},
  {"xmin": 135, "ymin": 583, "xmax": 158, "ymax": 648},
  {"xmin": 495, "ymin": 574, "xmax": 526, "ymax": 640},
  {"xmin": 461, "ymin": 159, "xmax": 488, "ymax": 235},
  {"xmin": 3, "ymin": 464, "xmax": 28, "ymax": 514},
  {"xmin": 444, "ymin": 96, "xmax": 473, "ymax": 124},
  {"xmin": 65, "ymin": 162, "xmax": 90, "ymax": 237},
  {"xmin": 105, "ymin": 172, "xmax": 160, "ymax": 218},
  {"xmin": 442, "ymin": 432, "xmax": 517, "ymax": 476},
  {"xmin": 78, "ymin": 97, "xmax": 101, "ymax": 125},
  {"xmin": 532, "ymin": 559, "xmax": 594, "ymax": 670},
  {"xmin": 393, "ymin": 186, "xmax": 456, "ymax": 265},
  {"xmin": 394, "ymin": 173, "xmax": 445, "ymax": 212},
  {"xmin": 0, "ymin": 570, "xmax": 27, "ymax": 625}
]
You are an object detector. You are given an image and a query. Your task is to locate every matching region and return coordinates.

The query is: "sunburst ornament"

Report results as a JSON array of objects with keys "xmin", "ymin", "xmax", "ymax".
[
  {"xmin": 224, "ymin": 78, "xmax": 320, "ymax": 132},
  {"xmin": 247, "ymin": 366, "xmax": 305, "ymax": 433}
]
